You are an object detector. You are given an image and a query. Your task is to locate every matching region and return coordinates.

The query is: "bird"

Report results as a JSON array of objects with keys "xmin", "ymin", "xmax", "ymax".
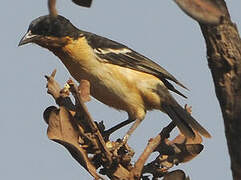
[{"xmin": 19, "ymin": 15, "xmax": 211, "ymax": 143}]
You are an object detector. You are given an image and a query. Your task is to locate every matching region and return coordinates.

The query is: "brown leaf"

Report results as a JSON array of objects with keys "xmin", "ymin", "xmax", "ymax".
[
  {"xmin": 174, "ymin": 0, "xmax": 223, "ymax": 24},
  {"xmin": 47, "ymin": 107, "xmax": 78, "ymax": 140},
  {"xmin": 78, "ymin": 80, "xmax": 91, "ymax": 102},
  {"xmin": 169, "ymin": 130, "xmax": 203, "ymax": 145},
  {"xmin": 160, "ymin": 129, "xmax": 203, "ymax": 165},
  {"xmin": 47, "ymin": 107, "xmax": 101, "ymax": 179},
  {"xmin": 185, "ymin": 130, "xmax": 203, "ymax": 144},
  {"xmin": 43, "ymin": 106, "xmax": 58, "ymax": 124},
  {"xmin": 182, "ymin": 144, "xmax": 203, "ymax": 162},
  {"xmin": 184, "ymin": 104, "xmax": 192, "ymax": 114},
  {"xmin": 163, "ymin": 170, "xmax": 186, "ymax": 180},
  {"xmin": 45, "ymin": 70, "xmax": 61, "ymax": 99}
]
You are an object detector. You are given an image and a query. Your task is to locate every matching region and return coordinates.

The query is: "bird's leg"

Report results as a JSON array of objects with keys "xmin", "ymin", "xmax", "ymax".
[
  {"xmin": 122, "ymin": 118, "xmax": 143, "ymax": 144},
  {"xmin": 112, "ymin": 118, "xmax": 142, "ymax": 156},
  {"xmin": 103, "ymin": 118, "xmax": 135, "ymax": 139}
]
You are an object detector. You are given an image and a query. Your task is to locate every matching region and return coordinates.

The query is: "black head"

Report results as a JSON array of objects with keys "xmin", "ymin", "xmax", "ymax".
[{"xmin": 19, "ymin": 15, "xmax": 80, "ymax": 46}]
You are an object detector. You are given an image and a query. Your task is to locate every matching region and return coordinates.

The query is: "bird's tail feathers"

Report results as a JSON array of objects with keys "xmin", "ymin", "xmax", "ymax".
[
  {"xmin": 162, "ymin": 103, "xmax": 195, "ymax": 138},
  {"xmin": 162, "ymin": 101, "xmax": 211, "ymax": 139}
]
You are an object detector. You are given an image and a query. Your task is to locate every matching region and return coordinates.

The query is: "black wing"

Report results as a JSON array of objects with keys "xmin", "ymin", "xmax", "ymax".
[{"xmin": 83, "ymin": 32, "xmax": 188, "ymax": 98}]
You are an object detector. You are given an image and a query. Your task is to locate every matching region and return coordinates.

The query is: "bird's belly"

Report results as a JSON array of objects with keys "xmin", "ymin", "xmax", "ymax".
[
  {"xmin": 55, "ymin": 50, "xmax": 163, "ymax": 112},
  {"xmin": 82, "ymin": 63, "xmax": 163, "ymax": 112},
  {"xmin": 79, "ymin": 64, "xmax": 144, "ymax": 111}
]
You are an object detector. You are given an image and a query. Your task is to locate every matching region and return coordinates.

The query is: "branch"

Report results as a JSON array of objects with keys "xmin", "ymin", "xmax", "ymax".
[
  {"xmin": 174, "ymin": 0, "xmax": 223, "ymax": 24},
  {"xmin": 131, "ymin": 122, "xmax": 175, "ymax": 178},
  {"xmin": 48, "ymin": 0, "xmax": 93, "ymax": 18},
  {"xmin": 199, "ymin": 2, "xmax": 241, "ymax": 180},
  {"xmin": 44, "ymin": 70, "xmax": 131, "ymax": 179},
  {"xmin": 48, "ymin": 0, "xmax": 58, "ymax": 17},
  {"xmin": 43, "ymin": 70, "xmax": 206, "ymax": 180},
  {"xmin": 176, "ymin": 0, "xmax": 241, "ymax": 179},
  {"xmin": 67, "ymin": 79, "xmax": 113, "ymax": 164},
  {"xmin": 139, "ymin": 107, "xmax": 203, "ymax": 179},
  {"xmin": 44, "ymin": 71, "xmax": 101, "ymax": 179},
  {"xmin": 199, "ymin": 15, "xmax": 241, "ymax": 180}
]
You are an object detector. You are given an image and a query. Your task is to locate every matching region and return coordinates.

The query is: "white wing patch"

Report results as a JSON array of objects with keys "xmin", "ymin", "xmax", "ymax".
[{"xmin": 94, "ymin": 48, "xmax": 132, "ymax": 55}]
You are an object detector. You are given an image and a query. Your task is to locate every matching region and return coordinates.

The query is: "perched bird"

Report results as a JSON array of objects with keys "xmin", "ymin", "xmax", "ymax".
[{"xmin": 19, "ymin": 15, "xmax": 211, "ymax": 142}]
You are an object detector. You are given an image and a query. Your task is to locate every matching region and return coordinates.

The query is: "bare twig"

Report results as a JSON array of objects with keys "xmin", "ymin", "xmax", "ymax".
[
  {"xmin": 132, "ymin": 134, "xmax": 162, "ymax": 178},
  {"xmin": 45, "ymin": 69, "xmax": 59, "ymax": 99},
  {"xmin": 67, "ymin": 79, "xmax": 113, "ymax": 165},
  {"xmin": 48, "ymin": 0, "xmax": 58, "ymax": 17},
  {"xmin": 48, "ymin": 0, "xmax": 93, "ymax": 18},
  {"xmin": 45, "ymin": 70, "xmax": 75, "ymax": 111},
  {"xmin": 139, "ymin": 106, "xmax": 204, "ymax": 179},
  {"xmin": 131, "ymin": 122, "xmax": 176, "ymax": 179}
]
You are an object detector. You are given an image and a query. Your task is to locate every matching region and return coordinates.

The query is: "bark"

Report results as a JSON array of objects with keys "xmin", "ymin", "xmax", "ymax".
[
  {"xmin": 174, "ymin": 1, "xmax": 241, "ymax": 179},
  {"xmin": 200, "ymin": 15, "xmax": 241, "ymax": 180},
  {"xmin": 174, "ymin": 0, "xmax": 222, "ymax": 24},
  {"xmin": 199, "ymin": 3, "xmax": 241, "ymax": 180}
]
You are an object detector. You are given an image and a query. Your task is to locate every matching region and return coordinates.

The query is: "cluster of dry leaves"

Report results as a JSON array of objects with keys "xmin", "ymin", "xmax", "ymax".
[{"xmin": 43, "ymin": 70, "xmax": 205, "ymax": 180}]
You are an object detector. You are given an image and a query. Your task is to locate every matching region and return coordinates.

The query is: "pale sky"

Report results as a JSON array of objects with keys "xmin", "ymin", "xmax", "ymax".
[{"xmin": 1, "ymin": 1, "xmax": 240, "ymax": 179}]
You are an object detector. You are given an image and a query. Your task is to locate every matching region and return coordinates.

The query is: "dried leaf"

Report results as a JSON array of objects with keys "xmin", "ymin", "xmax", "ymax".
[
  {"xmin": 47, "ymin": 107, "xmax": 101, "ymax": 179},
  {"xmin": 45, "ymin": 70, "xmax": 61, "ymax": 99},
  {"xmin": 157, "ymin": 130, "xmax": 203, "ymax": 165},
  {"xmin": 43, "ymin": 106, "xmax": 58, "ymax": 124},
  {"xmin": 182, "ymin": 144, "xmax": 203, "ymax": 162},
  {"xmin": 78, "ymin": 80, "xmax": 91, "ymax": 102},
  {"xmin": 169, "ymin": 130, "xmax": 202, "ymax": 145},
  {"xmin": 163, "ymin": 170, "xmax": 186, "ymax": 180}
]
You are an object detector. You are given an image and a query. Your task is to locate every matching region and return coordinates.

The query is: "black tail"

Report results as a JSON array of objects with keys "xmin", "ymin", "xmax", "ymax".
[{"xmin": 162, "ymin": 100, "xmax": 211, "ymax": 139}]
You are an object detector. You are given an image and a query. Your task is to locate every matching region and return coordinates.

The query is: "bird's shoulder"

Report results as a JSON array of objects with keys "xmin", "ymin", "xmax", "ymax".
[
  {"xmin": 80, "ymin": 31, "xmax": 188, "ymax": 97},
  {"xmin": 81, "ymin": 31, "xmax": 127, "ymax": 50}
]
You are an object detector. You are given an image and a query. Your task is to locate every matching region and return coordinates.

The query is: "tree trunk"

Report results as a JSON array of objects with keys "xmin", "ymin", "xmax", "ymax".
[{"xmin": 199, "ymin": 2, "xmax": 241, "ymax": 180}]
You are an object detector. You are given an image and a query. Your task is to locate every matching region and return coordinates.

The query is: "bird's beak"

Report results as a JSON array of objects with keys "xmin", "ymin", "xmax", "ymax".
[{"xmin": 18, "ymin": 31, "xmax": 41, "ymax": 46}]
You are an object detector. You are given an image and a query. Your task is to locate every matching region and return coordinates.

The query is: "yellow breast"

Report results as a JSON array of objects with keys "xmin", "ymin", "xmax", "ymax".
[{"xmin": 51, "ymin": 37, "xmax": 164, "ymax": 114}]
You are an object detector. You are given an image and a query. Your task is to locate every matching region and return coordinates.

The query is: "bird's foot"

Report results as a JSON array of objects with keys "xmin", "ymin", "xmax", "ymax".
[
  {"xmin": 102, "ymin": 130, "xmax": 111, "ymax": 142},
  {"xmin": 122, "ymin": 134, "xmax": 129, "ymax": 145},
  {"xmin": 112, "ymin": 135, "xmax": 129, "ymax": 156}
]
